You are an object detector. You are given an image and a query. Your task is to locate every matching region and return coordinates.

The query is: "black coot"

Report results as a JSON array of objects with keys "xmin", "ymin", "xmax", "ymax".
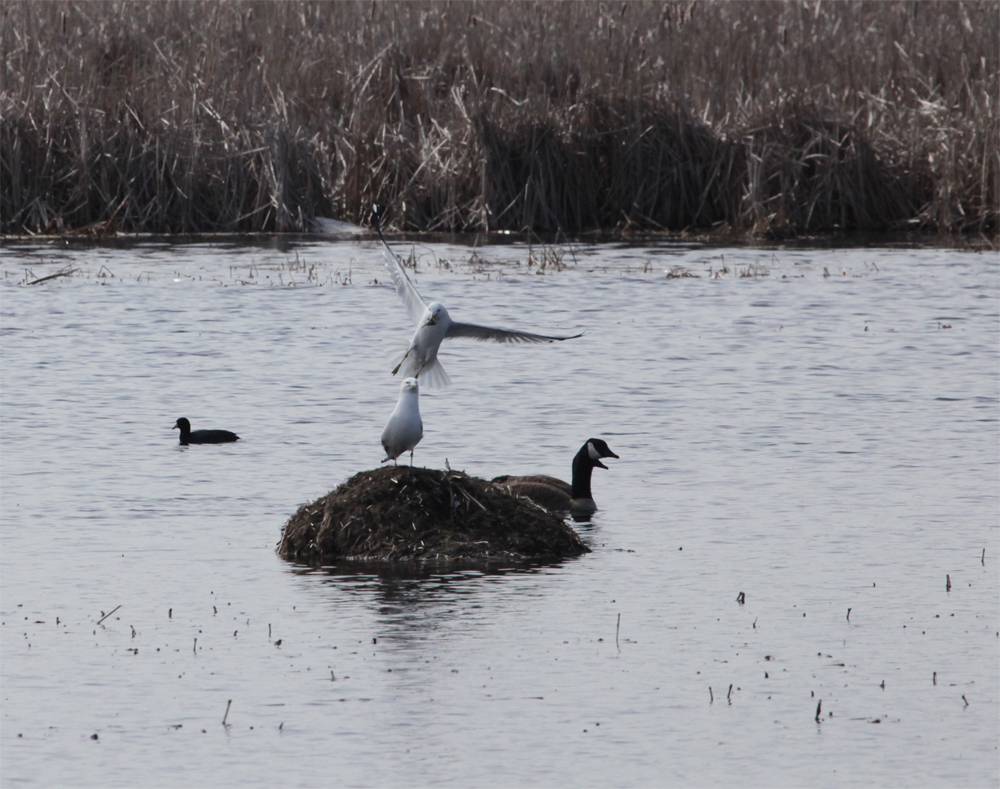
[{"xmin": 173, "ymin": 417, "xmax": 240, "ymax": 445}]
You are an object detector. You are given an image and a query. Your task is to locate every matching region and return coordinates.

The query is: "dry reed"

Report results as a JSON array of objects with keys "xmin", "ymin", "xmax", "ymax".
[{"xmin": 2, "ymin": 1, "xmax": 996, "ymax": 236}]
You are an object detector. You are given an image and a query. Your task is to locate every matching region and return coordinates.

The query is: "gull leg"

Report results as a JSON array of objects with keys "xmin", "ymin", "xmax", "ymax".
[{"xmin": 393, "ymin": 347, "xmax": 413, "ymax": 376}]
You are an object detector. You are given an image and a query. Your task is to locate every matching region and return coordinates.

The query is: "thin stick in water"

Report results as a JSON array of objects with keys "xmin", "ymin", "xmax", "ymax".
[
  {"xmin": 222, "ymin": 699, "xmax": 232, "ymax": 725},
  {"xmin": 26, "ymin": 267, "xmax": 78, "ymax": 286},
  {"xmin": 97, "ymin": 605, "xmax": 121, "ymax": 625}
]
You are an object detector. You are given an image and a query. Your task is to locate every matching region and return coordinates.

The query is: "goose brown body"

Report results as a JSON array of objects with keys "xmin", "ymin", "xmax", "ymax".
[
  {"xmin": 492, "ymin": 475, "xmax": 572, "ymax": 496},
  {"xmin": 493, "ymin": 439, "xmax": 619, "ymax": 516}
]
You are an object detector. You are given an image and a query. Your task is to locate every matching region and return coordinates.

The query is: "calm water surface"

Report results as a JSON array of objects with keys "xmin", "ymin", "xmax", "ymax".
[{"xmin": 1, "ymin": 234, "xmax": 997, "ymax": 787}]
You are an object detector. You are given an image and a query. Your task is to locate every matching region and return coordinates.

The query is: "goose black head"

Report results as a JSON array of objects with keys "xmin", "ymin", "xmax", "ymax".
[{"xmin": 584, "ymin": 438, "xmax": 619, "ymax": 470}]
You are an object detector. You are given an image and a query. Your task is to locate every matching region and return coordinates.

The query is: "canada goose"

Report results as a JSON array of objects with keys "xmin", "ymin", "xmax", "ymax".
[
  {"xmin": 372, "ymin": 205, "xmax": 582, "ymax": 387},
  {"xmin": 173, "ymin": 417, "xmax": 240, "ymax": 445},
  {"xmin": 493, "ymin": 438, "xmax": 619, "ymax": 516},
  {"xmin": 381, "ymin": 377, "xmax": 423, "ymax": 466}
]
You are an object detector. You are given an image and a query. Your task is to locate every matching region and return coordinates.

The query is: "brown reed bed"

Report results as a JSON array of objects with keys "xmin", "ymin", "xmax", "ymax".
[
  {"xmin": 2, "ymin": 1, "xmax": 996, "ymax": 237},
  {"xmin": 277, "ymin": 466, "xmax": 589, "ymax": 564}
]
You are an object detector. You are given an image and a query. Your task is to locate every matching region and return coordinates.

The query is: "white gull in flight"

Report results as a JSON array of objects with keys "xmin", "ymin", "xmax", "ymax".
[{"xmin": 372, "ymin": 206, "xmax": 582, "ymax": 387}]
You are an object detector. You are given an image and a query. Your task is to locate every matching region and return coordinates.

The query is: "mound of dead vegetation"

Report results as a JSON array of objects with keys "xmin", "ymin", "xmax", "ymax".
[{"xmin": 278, "ymin": 466, "xmax": 589, "ymax": 565}]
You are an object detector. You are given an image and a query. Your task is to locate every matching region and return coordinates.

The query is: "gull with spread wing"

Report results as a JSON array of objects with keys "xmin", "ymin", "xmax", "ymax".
[{"xmin": 372, "ymin": 206, "xmax": 582, "ymax": 387}]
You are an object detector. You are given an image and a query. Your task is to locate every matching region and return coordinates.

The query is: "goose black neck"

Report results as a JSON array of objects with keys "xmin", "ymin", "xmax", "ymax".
[{"xmin": 570, "ymin": 446, "xmax": 596, "ymax": 500}]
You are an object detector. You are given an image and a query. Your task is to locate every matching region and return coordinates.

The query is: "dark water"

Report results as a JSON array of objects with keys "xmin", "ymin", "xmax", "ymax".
[{"xmin": 1, "ymin": 236, "xmax": 997, "ymax": 787}]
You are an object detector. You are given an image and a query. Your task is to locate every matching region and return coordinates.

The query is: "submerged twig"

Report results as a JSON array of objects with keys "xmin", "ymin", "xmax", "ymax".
[{"xmin": 25, "ymin": 267, "xmax": 77, "ymax": 285}]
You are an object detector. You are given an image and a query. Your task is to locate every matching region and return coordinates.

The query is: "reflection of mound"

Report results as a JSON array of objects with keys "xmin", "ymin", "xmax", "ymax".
[{"xmin": 278, "ymin": 467, "xmax": 590, "ymax": 564}]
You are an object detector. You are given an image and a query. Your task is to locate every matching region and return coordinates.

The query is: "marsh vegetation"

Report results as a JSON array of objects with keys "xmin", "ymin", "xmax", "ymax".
[{"xmin": 2, "ymin": 1, "xmax": 996, "ymax": 235}]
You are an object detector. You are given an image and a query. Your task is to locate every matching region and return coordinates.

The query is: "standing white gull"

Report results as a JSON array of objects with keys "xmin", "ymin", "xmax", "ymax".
[
  {"xmin": 381, "ymin": 377, "xmax": 423, "ymax": 466},
  {"xmin": 372, "ymin": 206, "xmax": 582, "ymax": 387}
]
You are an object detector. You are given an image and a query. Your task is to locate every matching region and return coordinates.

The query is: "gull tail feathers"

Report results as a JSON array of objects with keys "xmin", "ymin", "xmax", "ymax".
[{"xmin": 416, "ymin": 357, "xmax": 451, "ymax": 388}]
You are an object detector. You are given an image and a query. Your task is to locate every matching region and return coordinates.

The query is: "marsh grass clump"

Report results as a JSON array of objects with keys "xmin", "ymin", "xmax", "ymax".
[
  {"xmin": 739, "ymin": 109, "xmax": 919, "ymax": 237},
  {"xmin": 278, "ymin": 466, "xmax": 589, "ymax": 565},
  {"xmin": 2, "ymin": 1, "xmax": 996, "ymax": 236}
]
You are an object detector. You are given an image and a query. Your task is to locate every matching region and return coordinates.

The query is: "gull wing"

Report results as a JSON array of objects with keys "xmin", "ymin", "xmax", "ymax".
[
  {"xmin": 446, "ymin": 322, "xmax": 583, "ymax": 345},
  {"xmin": 373, "ymin": 208, "xmax": 426, "ymax": 326}
]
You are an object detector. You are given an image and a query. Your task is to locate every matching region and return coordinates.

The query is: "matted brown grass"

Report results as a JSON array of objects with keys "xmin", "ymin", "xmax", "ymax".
[{"xmin": 277, "ymin": 466, "xmax": 589, "ymax": 565}]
